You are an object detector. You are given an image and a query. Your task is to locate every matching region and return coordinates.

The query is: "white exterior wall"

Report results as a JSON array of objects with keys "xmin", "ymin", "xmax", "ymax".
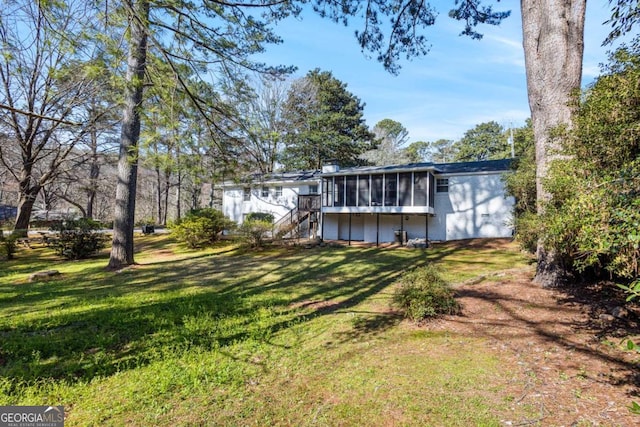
[
  {"xmin": 224, "ymin": 168, "xmax": 514, "ymax": 243},
  {"xmin": 321, "ymin": 171, "xmax": 514, "ymax": 243},
  {"xmin": 323, "ymin": 213, "xmax": 429, "ymax": 243},
  {"xmin": 431, "ymin": 172, "xmax": 514, "ymax": 241},
  {"xmin": 222, "ymin": 182, "xmax": 317, "ymax": 224}
]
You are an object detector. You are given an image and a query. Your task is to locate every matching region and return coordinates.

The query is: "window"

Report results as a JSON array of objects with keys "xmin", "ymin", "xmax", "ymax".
[
  {"xmin": 358, "ymin": 175, "xmax": 370, "ymax": 206},
  {"xmin": 384, "ymin": 174, "xmax": 397, "ymax": 206},
  {"xmin": 371, "ymin": 175, "xmax": 383, "ymax": 206},
  {"xmin": 322, "ymin": 178, "xmax": 333, "ymax": 207},
  {"xmin": 261, "ymin": 186, "xmax": 269, "ymax": 197},
  {"xmin": 429, "ymin": 174, "xmax": 435, "ymax": 207},
  {"xmin": 399, "ymin": 173, "xmax": 412, "ymax": 206},
  {"xmin": 275, "ymin": 186, "xmax": 283, "ymax": 197},
  {"xmin": 436, "ymin": 178, "xmax": 449, "ymax": 193},
  {"xmin": 345, "ymin": 176, "xmax": 357, "ymax": 206},
  {"xmin": 309, "ymin": 184, "xmax": 318, "ymax": 194},
  {"xmin": 413, "ymin": 172, "xmax": 429, "ymax": 206},
  {"xmin": 243, "ymin": 187, "xmax": 251, "ymax": 201},
  {"xmin": 335, "ymin": 176, "xmax": 345, "ymax": 206}
]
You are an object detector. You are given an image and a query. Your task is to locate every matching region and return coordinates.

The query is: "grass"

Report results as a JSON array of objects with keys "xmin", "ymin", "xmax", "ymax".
[{"xmin": 0, "ymin": 235, "xmax": 531, "ymax": 426}]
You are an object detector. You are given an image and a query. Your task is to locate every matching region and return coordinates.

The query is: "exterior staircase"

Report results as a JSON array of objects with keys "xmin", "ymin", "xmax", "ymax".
[{"xmin": 273, "ymin": 195, "xmax": 320, "ymax": 239}]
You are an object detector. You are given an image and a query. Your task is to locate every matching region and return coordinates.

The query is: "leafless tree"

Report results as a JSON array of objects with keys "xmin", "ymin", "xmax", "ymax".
[{"xmin": 0, "ymin": 1, "xmax": 109, "ymax": 234}]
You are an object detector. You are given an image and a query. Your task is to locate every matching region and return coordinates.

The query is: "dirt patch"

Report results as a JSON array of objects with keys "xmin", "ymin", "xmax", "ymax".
[
  {"xmin": 433, "ymin": 237, "xmax": 516, "ymax": 251},
  {"xmin": 427, "ymin": 265, "xmax": 640, "ymax": 425}
]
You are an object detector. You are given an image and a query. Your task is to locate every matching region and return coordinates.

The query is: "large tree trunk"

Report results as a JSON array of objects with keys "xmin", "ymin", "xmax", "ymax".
[
  {"xmin": 13, "ymin": 159, "xmax": 40, "ymax": 235},
  {"xmin": 155, "ymin": 163, "xmax": 162, "ymax": 224},
  {"xmin": 108, "ymin": 0, "xmax": 149, "ymax": 270},
  {"xmin": 521, "ymin": 0, "xmax": 586, "ymax": 287},
  {"xmin": 13, "ymin": 186, "xmax": 40, "ymax": 236},
  {"xmin": 86, "ymin": 123, "xmax": 100, "ymax": 219}
]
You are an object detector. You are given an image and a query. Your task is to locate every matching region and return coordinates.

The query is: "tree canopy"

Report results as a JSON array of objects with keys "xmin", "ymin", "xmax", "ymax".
[
  {"xmin": 453, "ymin": 121, "xmax": 510, "ymax": 162},
  {"xmin": 280, "ymin": 69, "xmax": 374, "ymax": 170},
  {"xmin": 360, "ymin": 119, "xmax": 411, "ymax": 166}
]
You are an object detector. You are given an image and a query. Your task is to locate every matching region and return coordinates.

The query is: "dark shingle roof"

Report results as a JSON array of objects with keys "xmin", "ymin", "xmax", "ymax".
[
  {"xmin": 249, "ymin": 170, "xmax": 321, "ymax": 182},
  {"xmin": 433, "ymin": 159, "xmax": 513, "ymax": 174},
  {"xmin": 321, "ymin": 158, "xmax": 513, "ymax": 176},
  {"xmin": 223, "ymin": 159, "xmax": 513, "ymax": 186}
]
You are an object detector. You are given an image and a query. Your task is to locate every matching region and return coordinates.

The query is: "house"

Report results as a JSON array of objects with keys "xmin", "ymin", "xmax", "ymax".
[
  {"xmin": 220, "ymin": 159, "xmax": 515, "ymax": 244},
  {"xmin": 221, "ymin": 171, "xmax": 321, "ymax": 237},
  {"xmin": 0, "ymin": 204, "xmax": 17, "ymax": 222}
]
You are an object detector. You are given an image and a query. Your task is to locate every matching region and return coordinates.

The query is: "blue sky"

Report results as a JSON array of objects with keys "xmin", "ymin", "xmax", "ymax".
[{"xmin": 256, "ymin": 1, "xmax": 624, "ymax": 144}]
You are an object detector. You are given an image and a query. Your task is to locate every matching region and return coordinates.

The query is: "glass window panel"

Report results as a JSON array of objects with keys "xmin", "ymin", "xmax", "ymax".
[
  {"xmin": 335, "ymin": 176, "xmax": 345, "ymax": 206},
  {"xmin": 436, "ymin": 178, "xmax": 449, "ymax": 193},
  {"xmin": 413, "ymin": 172, "xmax": 429, "ymax": 206},
  {"xmin": 399, "ymin": 173, "xmax": 412, "ymax": 206},
  {"xmin": 429, "ymin": 173, "xmax": 435, "ymax": 207},
  {"xmin": 371, "ymin": 175, "xmax": 383, "ymax": 206},
  {"xmin": 384, "ymin": 174, "xmax": 397, "ymax": 206},
  {"xmin": 346, "ymin": 176, "xmax": 357, "ymax": 206},
  {"xmin": 322, "ymin": 178, "xmax": 333, "ymax": 206},
  {"xmin": 358, "ymin": 175, "xmax": 370, "ymax": 206}
]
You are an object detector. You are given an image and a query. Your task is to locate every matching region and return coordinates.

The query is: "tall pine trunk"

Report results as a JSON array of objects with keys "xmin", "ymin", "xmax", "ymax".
[
  {"xmin": 521, "ymin": 0, "xmax": 586, "ymax": 287},
  {"xmin": 86, "ymin": 127, "xmax": 100, "ymax": 219},
  {"xmin": 108, "ymin": 0, "xmax": 149, "ymax": 269}
]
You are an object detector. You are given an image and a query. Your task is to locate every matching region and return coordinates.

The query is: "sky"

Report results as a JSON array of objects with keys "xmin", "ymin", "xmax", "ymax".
[{"xmin": 255, "ymin": 1, "xmax": 626, "ymax": 144}]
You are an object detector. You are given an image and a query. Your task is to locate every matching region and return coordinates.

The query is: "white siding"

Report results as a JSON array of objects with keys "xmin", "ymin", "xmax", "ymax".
[
  {"xmin": 225, "ymin": 168, "xmax": 514, "ymax": 243},
  {"xmin": 321, "ymin": 172, "xmax": 514, "ymax": 243},
  {"xmin": 322, "ymin": 214, "xmax": 340, "ymax": 240},
  {"xmin": 222, "ymin": 182, "xmax": 314, "ymax": 224},
  {"xmin": 432, "ymin": 172, "xmax": 514, "ymax": 241}
]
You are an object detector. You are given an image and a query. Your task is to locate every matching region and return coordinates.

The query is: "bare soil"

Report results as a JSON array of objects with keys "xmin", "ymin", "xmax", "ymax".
[{"xmin": 428, "ymin": 240, "xmax": 640, "ymax": 426}]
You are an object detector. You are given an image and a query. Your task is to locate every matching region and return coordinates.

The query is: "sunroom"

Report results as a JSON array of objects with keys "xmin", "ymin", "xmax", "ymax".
[
  {"xmin": 321, "ymin": 167, "xmax": 436, "ymax": 214},
  {"xmin": 320, "ymin": 164, "xmax": 439, "ymax": 245}
]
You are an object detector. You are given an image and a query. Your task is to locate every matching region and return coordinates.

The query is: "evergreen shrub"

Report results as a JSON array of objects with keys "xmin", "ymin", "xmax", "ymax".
[
  {"xmin": 393, "ymin": 265, "xmax": 461, "ymax": 321},
  {"xmin": 49, "ymin": 218, "xmax": 108, "ymax": 259},
  {"xmin": 0, "ymin": 230, "xmax": 17, "ymax": 261},
  {"xmin": 238, "ymin": 219, "xmax": 272, "ymax": 248},
  {"xmin": 170, "ymin": 208, "xmax": 235, "ymax": 249}
]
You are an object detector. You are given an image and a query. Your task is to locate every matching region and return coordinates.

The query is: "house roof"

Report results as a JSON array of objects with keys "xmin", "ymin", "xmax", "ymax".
[
  {"xmin": 433, "ymin": 158, "xmax": 514, "ymax": 174},
  {"xmin": 219, "ymin": 170, "xmax": 321, "ymax": 187},
  {"xmin": 220, "ymin": 159, "xmax": 513, "ymax": 186},
  {"xmin": 321, "ymin": 158, "xmax": 513, "ymax": 176}
]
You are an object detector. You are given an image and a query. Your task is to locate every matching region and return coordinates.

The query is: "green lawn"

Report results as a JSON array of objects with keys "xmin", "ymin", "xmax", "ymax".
[{"xmin": 0, "ymin": 236, "xmax": 531, "ymax": 426}]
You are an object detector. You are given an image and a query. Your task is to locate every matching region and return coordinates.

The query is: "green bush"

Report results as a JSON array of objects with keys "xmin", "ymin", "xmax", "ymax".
[
  {"xmin": 245, "ymin": 212, "xmax": 274, "ymax": 223},
  {"xmin": 170, "ymin": 208, "xmax": 235, "ymax": 249},
  {"xmin": 0, "ymin": 230, "xmax": 17, "ymax": 261},
  {"xmin": 49, "ymin": 218, "xmax": 108, "ymax": 260},
  {"xmin": 392, "ymin": 265, "xmax": 461, "ymax": 321},
  {"xmin": 238, "ymin": 219, "xmax": 273, "ymax": 248}
]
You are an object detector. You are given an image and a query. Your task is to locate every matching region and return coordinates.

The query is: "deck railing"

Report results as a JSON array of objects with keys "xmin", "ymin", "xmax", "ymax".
[{"xmin": 272, "ymin": 195, "xmax": 320, "ymax": 239}]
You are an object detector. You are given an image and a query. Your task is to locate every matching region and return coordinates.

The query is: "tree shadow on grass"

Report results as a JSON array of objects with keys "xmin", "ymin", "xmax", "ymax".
[
  {"xmin": 0, "ymin": 245, "xmax": 426, "ymax": 389},
  {"xmin": 445, "ymin": 283, "xmax": 640, "ymax": 395}
]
